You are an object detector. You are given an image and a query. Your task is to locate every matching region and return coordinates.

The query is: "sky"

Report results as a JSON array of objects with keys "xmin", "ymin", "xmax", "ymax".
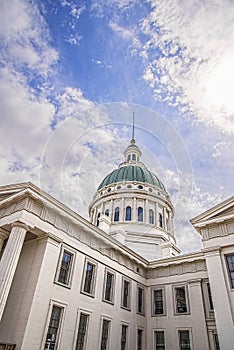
[{"xmin": 0, "ymin": 0, "xmax": 233, "ymax": 253}]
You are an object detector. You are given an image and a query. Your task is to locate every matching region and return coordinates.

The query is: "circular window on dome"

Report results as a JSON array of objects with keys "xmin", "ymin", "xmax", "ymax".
[
  {"xmin": 149, "ymin": 188, "xmax": 153, "ymax": 192},
  {"xmin": 107, "ymin": 188, "xmax": 111, "ymax": 192},
  {"xmin": 116, "ymin": 185, "xmax": 121, "ymax": 189},
  {"xmin": 138, "ymin": 185, "xmax": 143, "ymax": 189},
  {"xmin": 127, "ymin": 184, "xmax": 132, "ymax": 188}
]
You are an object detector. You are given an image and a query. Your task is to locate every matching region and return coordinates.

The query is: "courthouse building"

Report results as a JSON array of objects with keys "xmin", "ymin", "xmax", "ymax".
[{"xmin": 0, "ymin": 137, "xmax": 233, "ymax": 350}]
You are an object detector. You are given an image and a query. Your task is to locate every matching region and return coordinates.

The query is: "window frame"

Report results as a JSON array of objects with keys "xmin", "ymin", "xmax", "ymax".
[
  {"xmin": 102, "ymin": 268, "xmax": 115, "ymax": 304},
  {"xmin": 74, "ymin": 310, "xmax": 90, "ymax": 350},
  {"xmin": 138, "ymin": 207, "xmax": 143, "ymax": 222},
  {"xmin": 137, "ymin": 284, "xmax": 145, "ymax": 315},
  {"xmin": 81, "ymin": 257, "xmax": 98, "ymax": 297},
  {"xmin": 55, "ymin": 246, "xmax": 76, "ymax": 288},
  {"xmin": 120, "ymin": 323, "xmax": 129, "ymax": 350},
  {"xmin": 149, "ymin": 209, "xmax": 154, "ymax": 224},
  {"xmin": 137, "ymin": 328, "xmax": 144, "ymax": 350},
  {"xmin": 121, "ymin": 277, "xmax": 131, "ymax": 311},
  {"xmin": 125, "ymin": 206, "xmax": 132, "ymax": 221},
  {"xmin": 226, "ymin": 254, "xmax": 234, "ymax": 288},
  {"xmin": 154, "ymin": 329, "xmax": 166, "ymax": 350},
  {"xmin": 152, "ymin": 287, "xmax": 166, "ymax": 316},
  {"xmin": 178, "ymin": 329, "xmax": 192, "ymax": 350},
  {"xmin": 43, "ymin": 300, "xmax": 67, "ymax": 350},
  {"xmin": 114, "ymin": 207, "xmax": 120, "ymax": 222},
  {"xmin": 173, "ymin": 285, "xmax": 189, "ymax": 315},
  {"xmin": 99, "ymin": 316, "xmax": 112, "ymax": 350}
]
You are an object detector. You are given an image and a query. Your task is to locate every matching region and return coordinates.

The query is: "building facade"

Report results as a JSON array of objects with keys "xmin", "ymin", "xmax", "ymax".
[{"xmin": 0, "ymin": 140, "xmax": 233, "ymax": 350}]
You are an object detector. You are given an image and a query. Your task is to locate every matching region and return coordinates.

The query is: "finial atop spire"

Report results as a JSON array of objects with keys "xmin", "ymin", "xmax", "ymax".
[{"xmin": 131, "ymin": 112, "xmax": 135, "ymax": 144}]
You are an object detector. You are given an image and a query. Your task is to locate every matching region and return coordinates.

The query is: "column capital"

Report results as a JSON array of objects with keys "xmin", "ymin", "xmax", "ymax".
[
  {"xmin": 11, "ymin": 221, "xmax": 29, "ymax": 231},
  {"xmin": 0, "ymin": 228, "xmax": 8, "ymax": 240}
]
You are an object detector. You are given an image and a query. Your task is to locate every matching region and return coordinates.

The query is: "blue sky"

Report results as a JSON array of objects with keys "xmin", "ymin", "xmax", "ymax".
[{"xmin": 0, "ymin": 0, "xmax": 233, "ymax": 252}]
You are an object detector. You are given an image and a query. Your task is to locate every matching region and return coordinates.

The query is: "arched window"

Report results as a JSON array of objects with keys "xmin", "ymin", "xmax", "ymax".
[
  {"xmin": 97, "ymin": 213, "xmax": 101, "ymax": 227},
  {"xmin": 138, "ymin": 207, "xmax": 143, "ymax": 222},
  {"xmin": 105, "ymin": 209, "xmax": 109, "ymax": 217},
  {"xmin": 125, "ymin": 206, "xmax": 131, "ymax": 221},
  {"xmin": 114, "ymin": 207, "xmax": 120, "ymax": 222},
  {"xmin": 132, "ymin": 154, "xmax": 136, "ymax": 161},
  {"xmin": 149, "ymin": 209, "xmax": 154, "ymax": 224},
  {"xmin": 127, "ymin": 154, "xmax": 130, "ymax": 161},
  {"xmin": 159, "ymin": 213, "xmax": 163, "ymax": 228}
]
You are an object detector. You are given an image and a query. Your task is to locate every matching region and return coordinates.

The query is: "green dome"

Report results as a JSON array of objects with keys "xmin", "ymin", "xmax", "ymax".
[{"xmin": 98, "ymin": 165, "xmax": 166, "ymax": 191}]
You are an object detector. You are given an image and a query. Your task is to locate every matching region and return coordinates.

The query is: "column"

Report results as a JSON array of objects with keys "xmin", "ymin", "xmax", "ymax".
[
  {"xmin": 163, "ymin": 207, "xmax": 167, "ymax": 229},
  {"xmin": 121, "ymin": 198, "xmax": 124, "ymax": 222},
  {"xmin": 0, "ymin": 222, "xmax": 28, "ymax": 321},
  {"xmin": 133, "ymin": 197, "xmax": 137, "ymax": 221},
  {"xmin": 155, "ymin": 202, "xmax": 159, "ymax": 227},
  {"xmin": 205, "ymin": 248, "xmax": 234, "ymax": 349},
  {"xmin": 145, "ymin": 199, "xmax": 149, "ymax": 224}
]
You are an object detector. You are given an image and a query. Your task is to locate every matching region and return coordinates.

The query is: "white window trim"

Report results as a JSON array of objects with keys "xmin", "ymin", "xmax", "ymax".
[
  {"xmin": 121, "ymin": 277, "xmax": 131, "ymax": 311},
  {"xmin": 136, "ymin": 284, "xmax": 145, "ymax": 315},
  {"xmin": 54, "ymin": 245, "xmax": 76, "ymax": 288},
  {"xmin": 72, "ymin": 308, "xmax": 92, "ymax": 350},
  {"xmin": 41, "ymin": 299, "xmax": 67, "ymax": 350},
  {"xmin": 120, "ymin": 322, "xmax": 130, "ymax": 350},
  {"xmin": 151, "ymin": 287, "xmax": 166, "ymax": 316},
  {"xmin": 153, "ymin": 329, "xmax": 166, "ymax": 350},
  {"xmin": 136, "ymin": 326, "xmax": 145, "ymax": 350},
  {"xmin": 102, "ymin": 267, "xmax": 116, "ymax": 304},
  {"xmin": 99, "ymin": 314, "xmax": 113, "ymax": 350},
  {"xmin": 81, "ymin": 257, "xmax": 98, "ymax": 297},
  {"xmin": 173, "ymin": 284, "xmax": 190, "ymax": 315},
  {"xmin": 177, "ymin": 327, "xmax": 193, "ymax": 350}
]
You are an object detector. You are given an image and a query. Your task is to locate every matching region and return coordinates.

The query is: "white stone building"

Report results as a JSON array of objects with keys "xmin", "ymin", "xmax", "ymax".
[{"xmin": 0, "ymin": 139, "xmax": 233, "ymax": 350}]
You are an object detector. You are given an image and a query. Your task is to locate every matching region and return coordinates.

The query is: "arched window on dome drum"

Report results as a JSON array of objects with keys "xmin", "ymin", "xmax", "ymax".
[
  {"xmin": 125, "ymin": 206, "xmax": 131, "ymax": 221},
  {"xmin": 97, "ymin": 213, "xmax": 101, "ymax": 227},
  {"xmin": 114, "ymin": 207, "xmax": 120, "ymax": 222},
  {"xmin": 149, "ymin": 209, "xmax": 154, "ymax": 224},
  {"xmin": 127, "ymin": 154, "xmax": 130, "ymax": 161},
  {"xmin": 159, "ymin": 213, "xmax": 163, "ymax": 228},
  {"xmin": 105, "ymin": 209, "xmax": 109, "ymax": 217},
  {"xmin": 132, "ymin": 154, "xmax": 136, "ymax": 161},
  {"xmin": 138, "ymin": 207, "xmax": 143, "ymax": 222}
]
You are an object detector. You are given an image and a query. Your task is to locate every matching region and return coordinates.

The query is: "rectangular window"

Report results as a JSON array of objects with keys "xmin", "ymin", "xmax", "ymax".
[
  {"xmin": 122, "ymin": 279, "xmax": 131, "ymax": 309},
  {"xmin": 213, "ymin": 333, "xmax": 220, "ymax": 350},
  {"xmin": 121, "ymin": 324, "xmax": 128, "ymax": 350},
  {"xmin": 155, "ymin": 331, "xmax": 165, "ymax": 350},
  {"xmin": 175, "ymin": 287, "xmax": 188, "ymax": 314},
  {"xmin": 76, "ymin": 313, "xmax": 89, "ymax": 350},
  {"xmin": 137, "ymin": 286, "xmax": 144, "ymax": 314},
  {"xmin": 100, "ymin": 319, "xmax": 110, "ymax": 350},
  {"xmin": 44, "ymin": 305, "xmax": 64, "ymax": 350},
  {"xmin": 58, "ymin": 251, "xmax": 73, "ymax": 284},
  {"xmin": 137, "ymin": 329, "xmax": 143, "ymax": 350},
  {"xmin": 153, "ymin": 289, "xmax": 164, "ymax": 315},
  {"xmin": 207, "ymin": 283, "xmax": 214, "ymax": 310},
  {"xmin": 82, "ymin": 259, "xmax": 97, "ymax": 296},
  {"xmin": 179, "ymin": 330, "xmax": 191, "ymax": 350},
  {"xmin": 103, "ymin": 270, "xmax": 115, "ymax": 303},
  {"xmin": 226, "ymin": 255, "xmax": 234, "ymax": 288}
]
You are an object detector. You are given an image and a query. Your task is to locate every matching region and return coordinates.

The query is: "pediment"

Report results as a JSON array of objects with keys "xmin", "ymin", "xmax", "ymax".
[{"xmin": 191, "ymin": 196, "xmax": 234, "ymax": 227}]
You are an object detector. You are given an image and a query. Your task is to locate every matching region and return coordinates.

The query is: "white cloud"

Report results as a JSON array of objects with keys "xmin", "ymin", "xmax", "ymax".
[
  {"xmin": 165, "ymin": 168, "xmax": 225, "ymax": 252},
  {"xmin": 109, "ymin": 21, "xmax": 141, "ymax": 48},
  {"xmin": 0, "ymin": 0, "xmax": 58, "ymax": 77},
  {"xmin": 140, "ymin": 0, "xmax": 234, "ymax": 134}
]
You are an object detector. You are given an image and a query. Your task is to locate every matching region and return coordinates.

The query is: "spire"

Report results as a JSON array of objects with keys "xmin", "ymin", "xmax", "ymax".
[{"xmin": 131, "ymin": 112, "xmax": 135, "ymax": 144}]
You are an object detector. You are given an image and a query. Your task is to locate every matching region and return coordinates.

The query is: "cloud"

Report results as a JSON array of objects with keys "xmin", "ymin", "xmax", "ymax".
[
  {"xmin": 140, "ymin": 0, "xmax": 234, "ymax": 134},
  {"xmin": 0, "ymin": 0, "xmax": 58, "ymax": 77},
  {"xmin": 165, "ymin": 169, "xmax": 224, "ymax": 252}
]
